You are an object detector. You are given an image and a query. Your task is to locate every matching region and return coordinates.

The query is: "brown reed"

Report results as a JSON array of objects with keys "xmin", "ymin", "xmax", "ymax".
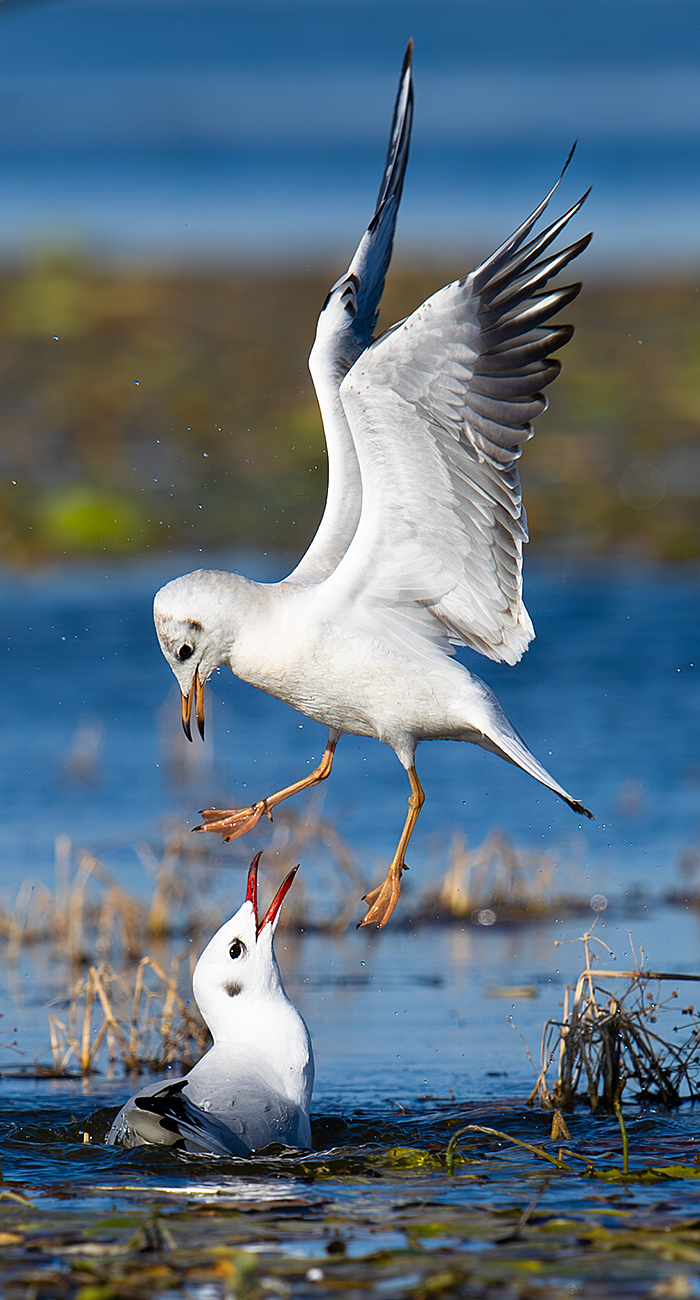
[{"xmin": 530, "ymin": 918, "xmax": 700, "ymax": 1111}]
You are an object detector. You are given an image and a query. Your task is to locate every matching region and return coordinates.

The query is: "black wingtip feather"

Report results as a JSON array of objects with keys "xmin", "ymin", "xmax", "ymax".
[{"xmin": 567, "ymin": 797, "xmax": 595, "ymax": 820}]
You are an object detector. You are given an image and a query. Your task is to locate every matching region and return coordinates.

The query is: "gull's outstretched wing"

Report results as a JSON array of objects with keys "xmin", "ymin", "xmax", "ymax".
[
  {"xmin": 322, "ymin": 171, "xmax": 591, "ymax": 665},
  {"xmin": 289, "ymin": 42, "xmax": 414, "ymax": 585}
]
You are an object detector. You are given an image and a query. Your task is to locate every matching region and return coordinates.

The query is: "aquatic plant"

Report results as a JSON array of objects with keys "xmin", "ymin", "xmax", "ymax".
[
  {"xmin": 46, "ymin": 955, "xmax": 209, "ymax": 1076},
  {"xmin": 426, "ymin": 828, "xmax": 586, "ymax": 923},
  {"xmin": 530, "ymin": 915, "xmax": 700, "ymax": 1110}
]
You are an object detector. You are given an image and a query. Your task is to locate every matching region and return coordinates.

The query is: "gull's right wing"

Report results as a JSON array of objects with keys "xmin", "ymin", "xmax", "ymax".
[
  {"xmin": 321, "ymin": 166, "xmax": 591, "ymax": 667},
  {"xmin": 288, "ymin": 42, "xmax": 414, "ymax": 585}
]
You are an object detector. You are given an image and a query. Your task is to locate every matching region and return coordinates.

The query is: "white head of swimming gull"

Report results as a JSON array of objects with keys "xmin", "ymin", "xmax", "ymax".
[
  {"xmin": 153, "ymin": 41, "xmax": 594, "ymax": 930},
  {"xmin": 107, "ymin": 854, "xmax": 313, "ymax": 1157}
]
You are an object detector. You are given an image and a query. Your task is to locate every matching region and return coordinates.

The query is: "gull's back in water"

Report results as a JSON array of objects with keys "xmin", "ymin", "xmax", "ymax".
[
  {"xmin": 107, "ymin": 855, "xmax": 313, "ymax": 1157},
  {"xmin": 154, "ymin": 42, "xmax": 594, "ymax": 928}
]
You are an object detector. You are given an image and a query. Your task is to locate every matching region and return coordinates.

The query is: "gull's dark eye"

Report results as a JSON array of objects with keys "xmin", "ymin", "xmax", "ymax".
[
  {"xmin": 178, "ymin": 644, "xmax": 193, "ymax": 661},
  {"xmin": 229, "ymin": 938, "xmax": 246, "ymax": 960}
]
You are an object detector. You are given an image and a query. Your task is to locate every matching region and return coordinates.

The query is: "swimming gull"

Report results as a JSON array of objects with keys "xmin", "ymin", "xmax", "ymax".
[
  {"xmin": 154, "ymin": 42, "xmax": 594, "ymax": 928},
  {"xmin": 107, "ymin": 854, "xmax": 313, "ymax": 1156}
]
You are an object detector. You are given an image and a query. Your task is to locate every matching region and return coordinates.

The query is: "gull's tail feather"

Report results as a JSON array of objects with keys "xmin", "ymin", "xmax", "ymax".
[{"xmin": 472, "ymin": 679, "xmax": 594, "ymax": 820}]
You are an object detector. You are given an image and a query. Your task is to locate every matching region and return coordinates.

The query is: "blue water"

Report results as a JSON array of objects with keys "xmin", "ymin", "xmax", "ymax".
[
  {"xmin": 0, "ymin": 0, "xmax": 697, "ymax": 267},
  {"xmin": 2, "ymin": 554, "xmax": 699, "ymax": 901}
]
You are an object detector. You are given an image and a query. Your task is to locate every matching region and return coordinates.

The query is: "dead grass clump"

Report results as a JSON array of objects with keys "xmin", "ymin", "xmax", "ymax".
[
  {"xmin": 45, "ymin": 955, "xmax": 209, "ymax": 1076},
  {"xmin": 427, "ymin": 830, "xmax": 585, "ymax": 923},
  {"xmin": 0, "ymin": 826, "xmax": 227, "ymax": 965},
  {"xmin": 531, "ymin": 915, "xmax": 700, "ymax": 1111}
]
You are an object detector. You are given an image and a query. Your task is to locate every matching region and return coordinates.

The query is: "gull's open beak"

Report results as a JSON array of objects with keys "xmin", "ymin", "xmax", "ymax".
[{"xmin": 181, "ymin": 668, "xmax": 205, "ymax": 741}]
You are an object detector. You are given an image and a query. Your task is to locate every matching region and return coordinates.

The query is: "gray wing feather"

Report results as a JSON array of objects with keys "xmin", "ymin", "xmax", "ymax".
[
  {"xmin": 289, "ymin": 43, "xmax": 413, "ymax": 586},
  {"xmin": 334, "ymin": 177, "xmax": 591, "ymax": 665},
  {"xmin": 107, "ymin": 1076, "xmax": 308, "ymax": 1158}
]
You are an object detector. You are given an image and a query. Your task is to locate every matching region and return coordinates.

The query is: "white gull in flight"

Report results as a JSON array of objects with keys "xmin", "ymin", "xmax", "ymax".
[
  {"xmin": 107, "ymin": 854, "xmax": 313, "ymax": 1156},
  {"xmin": 154, "ymin": 42, "xmax": 594, "ymax": 929}
]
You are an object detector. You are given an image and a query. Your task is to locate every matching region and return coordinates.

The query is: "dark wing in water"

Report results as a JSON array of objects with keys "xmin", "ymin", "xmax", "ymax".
[{"xmin": 132, "ymin": 1079, "xmax": 252, "ymax": 1157}]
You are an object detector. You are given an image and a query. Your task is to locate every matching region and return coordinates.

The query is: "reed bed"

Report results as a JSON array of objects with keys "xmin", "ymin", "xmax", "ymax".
[
  {"xmin": 0, "ymin": 818, "xmax": 589, "ymax": 970},
  {"xmin": 423, "ymin": 828, "xmax": 587, "ymax": 924}
]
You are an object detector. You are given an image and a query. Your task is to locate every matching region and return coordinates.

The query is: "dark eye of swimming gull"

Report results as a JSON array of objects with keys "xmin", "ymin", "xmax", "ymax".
[
  {"xmin": 153, "ymin": 41, "xmax": 594, "ymax": 933},
  {"xmin": 178, "ymin": 644, "xmax": 193, "ymax": 661},
  {"xmin": 229, "ymin": 938, "xmax": 245, "ymax": 960}
]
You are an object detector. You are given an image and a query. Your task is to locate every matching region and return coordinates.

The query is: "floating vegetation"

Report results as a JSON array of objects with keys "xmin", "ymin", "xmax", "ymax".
[
  {"xmin": 5, "ymin": 1091, "xmax": 700, "ymax": 1299},
  {"xmin": 530, "ymin": 914, "xmax": 700, "ymax": 1111}
]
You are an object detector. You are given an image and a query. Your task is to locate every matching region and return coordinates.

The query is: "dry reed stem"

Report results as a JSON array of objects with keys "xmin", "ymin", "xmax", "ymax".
[{"xmin": 433, "ymin": 830, "xmax": 565, "ymax": 920}]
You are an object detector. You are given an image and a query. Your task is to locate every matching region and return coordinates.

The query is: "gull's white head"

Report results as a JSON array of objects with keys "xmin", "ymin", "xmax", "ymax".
[
  {"xmin": 192, "ymin": 851, "xmax": 299, "ymax": 1041},
  {"xmin": 153, "ymin": 568, "xmax": 253, "ymax": 740}
]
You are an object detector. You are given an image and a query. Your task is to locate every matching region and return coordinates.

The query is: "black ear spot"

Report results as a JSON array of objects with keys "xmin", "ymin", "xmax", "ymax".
[
  {"xmin": 178, "ymin": 644, "xmax": 194, "ymax": 661},
  {"xmin": 229, "ymin": 938, "xmax": 246, "ymax": 960},
  {"xmin": 224, "ymin": 980, "xmax": 242, "ymax": 998}
]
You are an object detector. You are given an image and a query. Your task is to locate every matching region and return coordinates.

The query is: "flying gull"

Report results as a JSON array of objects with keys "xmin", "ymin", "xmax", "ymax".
[{"xmin": 154, "ymin": 43, "xmax": 594, "ymax": 928}]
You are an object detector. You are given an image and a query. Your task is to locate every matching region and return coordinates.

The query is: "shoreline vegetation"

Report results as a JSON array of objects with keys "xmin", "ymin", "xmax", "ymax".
[
  {"xmin": 0, "ymin": 254, "xmax": 698, "ymax": 565},
  {"xmin": 3, "ymin": 820, "xmax": 700, "ymax": 1096}
]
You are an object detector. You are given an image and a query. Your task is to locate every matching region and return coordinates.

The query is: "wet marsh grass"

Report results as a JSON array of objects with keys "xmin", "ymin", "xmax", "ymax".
[
  {"xmin": 46, "ymin": 956, "xmax": 210, "ymax": 1077},
  {"xmin": 0, "ymin": 818, "xmax": 594, "ymax": 976}
]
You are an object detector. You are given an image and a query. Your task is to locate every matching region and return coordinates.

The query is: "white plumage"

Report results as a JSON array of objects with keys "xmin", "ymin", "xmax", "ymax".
[
  {"xmin": 153, "ymin": 43, "xmax": 594, "ymax": 928},
  {"xmin": 107, "ymin": 855, "xmax": 313, "ymax": 1156}
]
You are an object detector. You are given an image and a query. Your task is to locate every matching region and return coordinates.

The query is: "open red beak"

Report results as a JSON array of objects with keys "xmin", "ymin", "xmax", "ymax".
[
  {"xmin": 181, "ymin": 668, "xmax": 205, "ymax": 741},
  {"xmin": 245, "ymin": 852, "xmax": 298, "ymax": 937}
]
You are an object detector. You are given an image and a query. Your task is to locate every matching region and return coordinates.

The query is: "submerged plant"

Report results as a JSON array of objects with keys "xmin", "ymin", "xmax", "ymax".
[{"xmin": 531, "ymin": 913, "xmax": 700, "ymax": 1111}]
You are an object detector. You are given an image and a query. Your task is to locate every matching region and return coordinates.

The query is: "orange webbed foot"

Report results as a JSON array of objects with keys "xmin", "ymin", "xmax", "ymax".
[
  {"xmin": 358, "ymin": 862, "xmax": 404, "ymax": 929},
  {"xmin": 194, "ymin": 801, "xmax": 273, "ymax": 842}
]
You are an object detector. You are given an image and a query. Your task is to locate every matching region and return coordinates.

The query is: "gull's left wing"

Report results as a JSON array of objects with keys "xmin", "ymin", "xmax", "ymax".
[
  {"xmin": 288, "ymin": 42, "xmax": 414, "ymax": 584},
  {"xmin": 321, "ymin": 171, "xmax": 591, "ymax": 665}
]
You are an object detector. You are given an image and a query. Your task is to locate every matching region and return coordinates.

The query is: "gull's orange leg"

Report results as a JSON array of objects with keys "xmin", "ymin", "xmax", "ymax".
[
  {"xmin": 195, "ymin": 732, "xmax": 339, "ymax": 842},
  {"xmin": 359, "ymin": 765, "xmax": 425, "ymax": 929}
]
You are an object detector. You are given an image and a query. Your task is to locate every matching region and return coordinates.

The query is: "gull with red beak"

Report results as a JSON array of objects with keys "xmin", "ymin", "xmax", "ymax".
[
  {"xmin": 107, "ymin": 854, "xmax": 313, "ymax": 1157},
  {"xmin": 154, "ymin": 42, "xmax": 593, "ymax": 931}
]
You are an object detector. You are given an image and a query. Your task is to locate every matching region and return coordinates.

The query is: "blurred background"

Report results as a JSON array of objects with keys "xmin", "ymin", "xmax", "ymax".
[{"xmin": 0, "ymin": 0, "xmax": 698, "ymax": 562}]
